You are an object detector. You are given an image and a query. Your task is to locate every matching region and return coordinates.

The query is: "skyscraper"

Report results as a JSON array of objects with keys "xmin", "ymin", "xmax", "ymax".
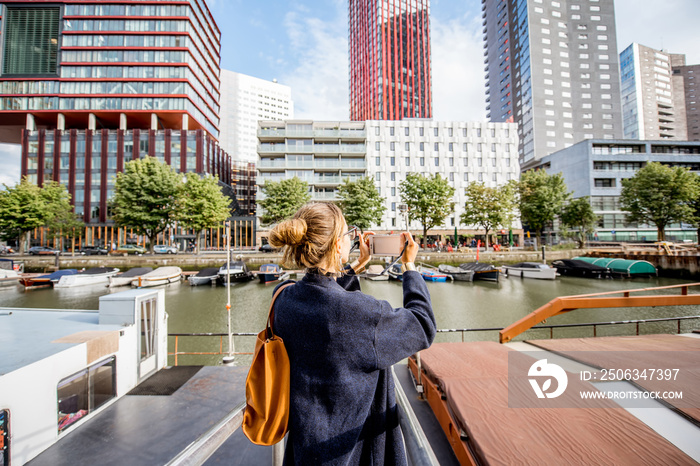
[
  {"xmin": 672, "ymin": 62, "xmax": 700, "ymax": 141},
  {"xmin": 349, "ymin": 0, "xmax": 432, "ymax": 121},
  {"xmin": 483, "ymin": 0, "xmax": 623, "ymax": 169},
  {"xmin": 620, "ymin": 43, "xmax": 687, "ymax": 140},
  {"xmin": 218, "ymin": 70, "xmax": 293, "ymax": 163}
]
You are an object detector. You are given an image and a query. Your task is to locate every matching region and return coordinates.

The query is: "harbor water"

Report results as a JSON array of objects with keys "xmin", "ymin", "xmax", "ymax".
[{"xmin": 2, "ymin": 274, "xmax": 699, "ymax": 365}]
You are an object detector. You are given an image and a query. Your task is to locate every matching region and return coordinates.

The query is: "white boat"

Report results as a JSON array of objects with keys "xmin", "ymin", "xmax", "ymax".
[
  {"xmin": 54, "ymin": 267, "xmax": 120, "ymax": 288},
  {"xmin": 132, "ymin": 266, "xmax": 182, "ymax": 287},
  {"xmin": 189, "ymin": 267, "xmax": 220, "ymax": 286},
  {"xmin": 0, "ymin": 268, "xmax": 21, "ymax": 287},
  {"xmin": 502, "ymin": 262, "xmax": 558, "ymax": 280},
  {"xmin": 108, "ymin": 267, "xmax": 153, "ymax": 288},
  {"xmin": 363, "ymin": 264, "xmax": 389, "ymax": 281}
]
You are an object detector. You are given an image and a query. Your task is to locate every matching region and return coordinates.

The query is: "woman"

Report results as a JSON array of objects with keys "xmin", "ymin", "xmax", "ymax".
[{"xmin": 268, "ymin": 202, "xmax": 436, "ymax": 465}]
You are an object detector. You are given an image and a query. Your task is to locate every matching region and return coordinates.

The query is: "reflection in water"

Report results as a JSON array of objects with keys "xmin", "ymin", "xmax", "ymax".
[{"xmin": 2, "ymin": 274, "xmax": 698, "ymax": 365}]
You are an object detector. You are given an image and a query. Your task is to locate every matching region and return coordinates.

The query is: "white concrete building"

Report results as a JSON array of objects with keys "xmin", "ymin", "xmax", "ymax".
[
  {"xmin": 219, "ymin": 70, "xmax": 293, "ymax": 162},
  {"xmin": 256, "ymin": 119, "xmax": 520, "ymax": 244},
  {"xmin": 366, "ymin": 120, "xmax": 520, "ymax": 235}
]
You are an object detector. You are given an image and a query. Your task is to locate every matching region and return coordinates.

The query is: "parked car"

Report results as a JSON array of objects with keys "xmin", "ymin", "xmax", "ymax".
[
  {"xmin": 259, "ymin": 243, "xmax": 279, "ymax": 253},
  {"xmin": 78, "ymin": 245, "xmax": 109, "ymax": 255},
  {"xmin": 28, "ymin": 246, "xmax": 61, "ymax": 255},
  {"xmin": 153, "ymin": 244, "xmax": 178, "ymax": 254},
  {"xmin": 115, "ymin": 244, "xmax": 146, "ymax": 255}
]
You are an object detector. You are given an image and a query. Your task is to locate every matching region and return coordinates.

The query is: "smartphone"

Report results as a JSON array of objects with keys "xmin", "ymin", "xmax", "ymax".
[{"xmin": 369, "ymin": 234, "xmax": 404, "ymax": 256}]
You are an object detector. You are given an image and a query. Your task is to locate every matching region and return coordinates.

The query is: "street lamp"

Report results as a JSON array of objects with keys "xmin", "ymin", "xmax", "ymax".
[{"xmin": 398, "ymin": 204, "xmax": 409, "ymax": 231}]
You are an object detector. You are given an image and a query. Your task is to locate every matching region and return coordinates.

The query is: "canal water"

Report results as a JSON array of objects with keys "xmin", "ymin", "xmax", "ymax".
[{"xmin": 3, "ymin": 274, "xmax": 699, "ymax": 365}]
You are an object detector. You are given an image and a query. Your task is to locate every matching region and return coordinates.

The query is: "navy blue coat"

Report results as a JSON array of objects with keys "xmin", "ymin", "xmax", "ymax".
[{"xmin": 273, "ymin": 270, "xmax": 435, "ymax": 465}]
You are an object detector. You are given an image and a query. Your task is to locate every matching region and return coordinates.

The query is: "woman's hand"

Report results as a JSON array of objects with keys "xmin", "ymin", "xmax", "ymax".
[
  {"xmin": 358, "ymin": 231, "xmax": 374, "ymax": 264},
  {"xmin": 401, "ymin": 231, "xmax": 418, "ymax": 264}
]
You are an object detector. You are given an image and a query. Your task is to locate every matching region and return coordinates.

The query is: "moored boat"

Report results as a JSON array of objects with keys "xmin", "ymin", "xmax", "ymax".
[
  {"xmin": 54, "ymin": 267, "xmax": 120, "ymax": 288},
  {"xmin": 438, "ymin": 264, "xmax": 474, "ymax": 281},
  {"xmin": 386, "ymin": 263, "xmax": 403, "ymax": 281},
  {"xmin": 256, "ymin": 263, "xmax": 285, "ymax": 284},
  {"xmin": 362, "ymin": 264, "xmax": 389, "ymax": 281},
  {"xmin": 572, "ymin": 256, "xmax": 657, "ymax": 277},
  {"xmin": 216, "ymin": 261, "xmax": 254, "ymax": 285},
  {"xmin": 132, "ymin": 266, "xmax": 182, "ymax": 287},
  {"xmin": 108, "ymin": 267, "xmax": 153, "ymax": 287},
  {"xmin": 417, "ymin": 264, "xmax": 450, "ymax": 282},
  {"xmin": 502, "ymin": 262, "xmax": 558, "ymax": 280},
  {"xmin": 0, "ymin": 268, "xmax": 21, "ymax": 287},
  {"xmin": 551, "ymin": 259, "xmax": 611, "ymax": 278},
  {"xmin": 459, "ymin": 262, "xmax": 500, "ymax": 281},
  {"xmin": 190, "ymin": 267, "xmax": 220, "ymax": 286},
  {"xmin": 20, "ymin": 269, "xmax": 78, "ymax": 289}
]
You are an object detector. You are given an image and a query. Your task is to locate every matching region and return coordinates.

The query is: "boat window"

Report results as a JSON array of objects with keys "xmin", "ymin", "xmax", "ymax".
[
  {"xmin": 1, "ymin": 410, "xmax": 8, "ymax": 466},
  {"xmin": 57, "ymin": 356, "xmax": 116, "ymax": 433}
]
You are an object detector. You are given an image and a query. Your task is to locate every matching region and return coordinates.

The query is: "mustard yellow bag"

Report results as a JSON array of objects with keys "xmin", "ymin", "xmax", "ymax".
[{"xmin": 242, "ymin": 282, "xmax": 294, "ymax": 445}]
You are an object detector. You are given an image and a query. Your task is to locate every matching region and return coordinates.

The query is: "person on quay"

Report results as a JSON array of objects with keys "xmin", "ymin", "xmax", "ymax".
[{"xmin": 268, "ymin": 202, "xmax": 436, "ymax": 465}]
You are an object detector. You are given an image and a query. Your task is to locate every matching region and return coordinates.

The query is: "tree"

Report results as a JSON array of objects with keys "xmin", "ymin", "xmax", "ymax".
[
  {"xmin": 258, "ymin": 177, "xmax": 311, "ymax": 226},
  {"xmin": 336, "ymin": 176, "xmax": 386, "ymax": 230},
  {"xmin": 111, "ymin": 156, "xmax": 181, "ymax": 254},
  {"xmin": 399, "ymin": 173, "xmax": 455, "ymax": 242},
  {"xmin": 0, "ymin": 178, "xmax": 75, "ymax": 254},
  {"xmin": 620, "ymin": 162, "xmax": 697, "ymax": 241},
  {"xmin": 560, "ymin": 197, "xmax": 599, "ymax": 248},
  {"xmin": 176, "ymin": 173, "xmax": 231, "ymax": 254},
  {"xmin": 518, "ymin": 170, "xmax": 570, "ymax": 242},
  {"xmin": 688, "ymin": 174, "xmax": 700, "ymax": 243},
  {"xmin": 460, "ymin": 182, "xmax": 516, "ymax": 249}
]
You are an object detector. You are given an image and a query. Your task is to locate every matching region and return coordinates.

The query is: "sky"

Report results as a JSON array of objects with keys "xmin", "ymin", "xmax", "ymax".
[{"xmin": 2, "ymin": 0, "xmax": 700, "ymax": 186}]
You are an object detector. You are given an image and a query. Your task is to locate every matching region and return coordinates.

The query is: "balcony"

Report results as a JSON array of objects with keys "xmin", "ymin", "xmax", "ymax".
[
  {"xmin": 257, "ymin": 129, "xmax": 286, "ymax": 141},
  {"xmin": 257, "ymin": 143, "xmax": 286, "ymax": 155},
  {"xmin": 314, "ymin": 175, "xmax": 341, "ymax": 185}
]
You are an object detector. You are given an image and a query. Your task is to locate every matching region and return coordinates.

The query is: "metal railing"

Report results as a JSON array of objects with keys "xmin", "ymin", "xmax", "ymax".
[
  {"xmin": 169, "ymin": 314, "xmax": 700, "ymax": 363},
  {"xmin": 437, "ymin": 315, "xmax": 700, "ymax": 342}
]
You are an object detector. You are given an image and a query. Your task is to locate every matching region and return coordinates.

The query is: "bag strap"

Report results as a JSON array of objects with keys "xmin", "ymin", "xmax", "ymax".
[{"xmin": 266, "ymin": 282, "xmax": 295, "ymax": 339}]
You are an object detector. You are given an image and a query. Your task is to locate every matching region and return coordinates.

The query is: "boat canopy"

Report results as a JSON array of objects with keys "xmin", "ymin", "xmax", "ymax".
[{"xmin": 573, "ymin": 257, "xmax": 657, "ymax": 275}]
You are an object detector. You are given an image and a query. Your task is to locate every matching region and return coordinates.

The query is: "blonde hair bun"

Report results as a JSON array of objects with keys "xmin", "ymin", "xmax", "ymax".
[{"xmin": 269, "ymin": 218, "xmax": 307, "ymax": 247}]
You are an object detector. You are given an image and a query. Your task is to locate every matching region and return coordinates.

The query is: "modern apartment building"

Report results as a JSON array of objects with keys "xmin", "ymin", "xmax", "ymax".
[
  {"xmin": 620, "ymin": 43, "xmax": 687, "ymax": 140},
  {"xmin": 0, "ymin": 1, "xmax": 254, "ymax": 248},
  {"xmin": 532, "ymin": 139, "xmax": 700, "ymax": 242},
  {"xmin": 482, "ymin": 0, "xmax": 623, "ymax": 169},
  {"xmin": 366, "ymin": 120, "xmax": 520, "ymax": 237},
  {"xmin": 348, "ymin": 0, "xmax": 432, "ymax": 121},
  {"xmin": 673, "ymin": 63, "xmax": 700, "ymax": 141},
  {"xmin": 257, "ymin": 119, "xmax": 521, "ymax": 244},
  {"xmin": 218, "ymin": 70, "xmax": 293, "ymax": 162}
]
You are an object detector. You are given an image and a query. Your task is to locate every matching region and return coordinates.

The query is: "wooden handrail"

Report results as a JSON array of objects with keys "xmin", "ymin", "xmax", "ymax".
[{"xmin": 500, "ymin": 283, "xmax": 700, "ymax": 343}]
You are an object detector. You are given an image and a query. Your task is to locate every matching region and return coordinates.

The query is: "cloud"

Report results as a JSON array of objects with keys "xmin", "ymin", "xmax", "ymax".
[
  {"xmin": 615, "ymin": 0, "xmax": 700, "ymax": 64},
  {"xmin": 431, "ymin": 13, "xmax": 487, "ymax": 121},
  {"xmin": 279, "ymin": 2, "xmax": 349, "ymax": 120},
  {"xmin": 0, "ymin": 144, "xmax": 21, "ymax": 187}
]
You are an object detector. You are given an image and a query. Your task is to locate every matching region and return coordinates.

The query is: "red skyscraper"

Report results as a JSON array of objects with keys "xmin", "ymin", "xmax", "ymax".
[{"xmin": 349, "ymin": 0, "xmax": 432, "ymax": 121}]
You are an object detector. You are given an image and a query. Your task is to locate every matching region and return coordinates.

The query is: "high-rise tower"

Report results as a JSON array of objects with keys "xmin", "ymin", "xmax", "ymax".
[
  {"xmin": 349, "ymin": 0, "xmax": 432, "ymax": 121},
  {"xmin": 620, "ymin": 43, "xmax": 687, "ymax": 140},
  {"xmin": 483, "ymin": 0, "xmax": 623, "ymax": 169}
]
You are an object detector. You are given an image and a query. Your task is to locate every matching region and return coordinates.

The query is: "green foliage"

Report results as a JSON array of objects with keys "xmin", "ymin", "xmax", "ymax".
[
  {"xmin": 688, "ymin": 174, "xmax": 700, "ymax": 242},
  {"xmin": 336, "ymin": 176, "xmax": 386, "ymax": 230},
  {"xmin": 460, "ymin": 182, "xmax": 516, "ymax": 248},
  {"xmin": 258, "ymin": 177, "xmax": 311, "ymax": 226},
  {"xmin": 620, "ymin": 162, "xmax": 697, "ymax": 241},
  {"xmin": 0, "ymin": 178, "xmax": 75, "ymax": 253},
  {"xmin": 399, "ymin": 173, "xmax": 455, "ymax": 240},
  {"xmin": 111, "ymin": 157, "xmax": 182, "ymax": 253},
  {"xmin": 176, "ymin": 173, "xmax": 231, "ymax": 253},
  {"xmin": 518, "ymin": 170, "xmax": 570, "ymax": 239},
  {"xmin": 560, "ymin": 197, "xmax": 598, "ymax": 248}
]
